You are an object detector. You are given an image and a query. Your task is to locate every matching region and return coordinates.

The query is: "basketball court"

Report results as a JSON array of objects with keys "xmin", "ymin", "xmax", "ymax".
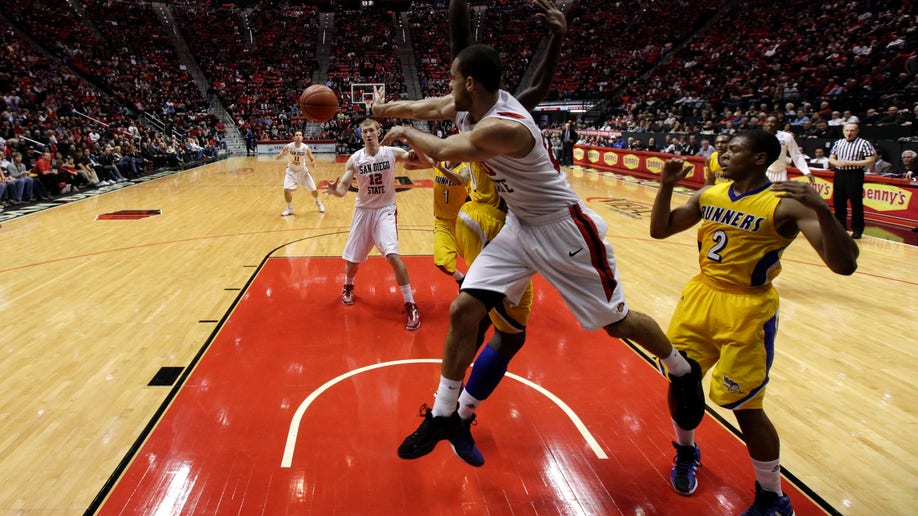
[
  {"xmin": 89, "ymin": 252, "xmax": 837, "ymax": 515},
  {"xmin": 1, "ymin": 156, "xmax": 914, "ymax": 515}
]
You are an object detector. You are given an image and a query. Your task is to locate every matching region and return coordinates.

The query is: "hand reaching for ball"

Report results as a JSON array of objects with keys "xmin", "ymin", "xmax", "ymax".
[{"xmin": 324, "ymin": 177, "xmax": 341, "ymax": 198}]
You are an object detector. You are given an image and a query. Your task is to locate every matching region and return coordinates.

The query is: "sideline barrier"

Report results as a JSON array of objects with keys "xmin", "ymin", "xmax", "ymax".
[
  {"xmin": 256, "ymin": 140, "xmax": 336, "ymax": 155},
  {"xmin": 574, "ymin": 145, "xmax": 918, "ymax": 229}
]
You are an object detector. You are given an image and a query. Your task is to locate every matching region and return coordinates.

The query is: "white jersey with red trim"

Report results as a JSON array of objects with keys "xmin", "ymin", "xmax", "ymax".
[
  {"xmin": 455, "ymin": 90, "xmax": 579, "ymax": 223},
  {"xmin": 285, "ymin": 142, "xmax": 310, "ymax": 171},
  {"xmin": 350, "ymin": 145, "xmax": 397, "ymax": 209}
]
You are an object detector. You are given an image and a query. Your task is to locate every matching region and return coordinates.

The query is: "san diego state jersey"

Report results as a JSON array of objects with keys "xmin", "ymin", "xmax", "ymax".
[
  {"xmin": 351, "ymin": 146, "xmax": 397, "ymax": 209},
  {"xmin": 455, "ymin": 90, "xmax": 578, "ymax": 222}
]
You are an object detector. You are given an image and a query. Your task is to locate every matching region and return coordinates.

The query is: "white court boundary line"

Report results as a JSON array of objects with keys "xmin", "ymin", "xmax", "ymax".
[{"xmin": 281, "ymin": 358, "xmax": 607, "ymax": 467}]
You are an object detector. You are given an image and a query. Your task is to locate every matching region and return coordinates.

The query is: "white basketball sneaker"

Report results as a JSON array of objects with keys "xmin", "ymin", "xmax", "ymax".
[
  {"xmin": 281, "ymin": 208, "xmax": 294, "ymax": 216},
  {"xmin": 316, "ymin": 201, "xmax": 325, "ymax": 213}
]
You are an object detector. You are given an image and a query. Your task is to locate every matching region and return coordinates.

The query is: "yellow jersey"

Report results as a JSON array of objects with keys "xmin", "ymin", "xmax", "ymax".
[
  {"xmin": 467, "ymin": 161, "xmax": 505, "ymax": 211},
  {"xmin": 433, "ymin": 163, "xmax": 469, "ymax": 220},
  {"xmin": 697, "ymin": 182, "xmax": 794, "ymax": 290},
  {"xmin": 707, "ymin": 151, "xmax": 730, "ymax": 184}
]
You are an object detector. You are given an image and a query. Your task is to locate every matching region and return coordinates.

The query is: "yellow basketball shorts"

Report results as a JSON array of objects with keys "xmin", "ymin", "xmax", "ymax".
[
  {"xmin": 433, "ymin": 217, "xmax": 460, "ymax": 274},
  {"xmin": 456, "ymin": 202, "xmax": 532, "ymax": 333},
  {"xmin": 455, "ymin": 202, "xmax": 505, "ymax": 264},
  {"xmin": 663, "ymin": 276, "xmax": 780, "ymax": 410}
]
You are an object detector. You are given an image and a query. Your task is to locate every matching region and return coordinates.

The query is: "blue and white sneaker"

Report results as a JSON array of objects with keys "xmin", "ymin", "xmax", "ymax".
[
  {"xmin": 448, "ymin": 413, "xmax": 484, "ymax": 467},
  {"xmin": 740, "ymin": 482, "xmax": 795, "ymax": 516},
  {"xmin": 670, "ymin": 441, "xmax": 701, "ymax": 495},
  {"xmin": 397, "ymin": 404, "xmax": 484, "ymax": 467}
]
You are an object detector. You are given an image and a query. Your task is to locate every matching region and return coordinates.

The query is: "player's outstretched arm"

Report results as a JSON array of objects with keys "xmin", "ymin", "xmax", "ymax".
[
  {"xmin": 399, "ymin": 148, "xmax": 440, "ymax": 171},
  {"xmin": 435, "ymin": 162, "xmax": 471, "ymax": 185},
  {"xmin": 771, "ymin": 181, "xmax": 859, "ymax": 275},
  {"xmin": 650, "ymin": 158, "xmax": 704, "ymax": 239},
  {"xmin": 371, "ymin": 86, "xmax": 456, "ymax": 121},
  {"xmin": 326, "ymin": 158, "xmax": 357, "ymax": 198},
  {"xmin": 516, "ymin": 0, "xmax": 567, "ymax": 110},
  {"xmin": 786, "ymin": 135, "xmax": 814, "ymax": 182},
  {"xmin": 382, "ymin": 118, "xmax": 531, "ymax": 164},
  {"xmin": 392, "ymin": 146, "xmax": 435, "ymax": 171}
]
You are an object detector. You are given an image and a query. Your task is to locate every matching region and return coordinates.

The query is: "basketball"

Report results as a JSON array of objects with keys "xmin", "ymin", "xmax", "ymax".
[{"xmin": 299, "ymin": 85, "xmax": 338, "ymax": 123}]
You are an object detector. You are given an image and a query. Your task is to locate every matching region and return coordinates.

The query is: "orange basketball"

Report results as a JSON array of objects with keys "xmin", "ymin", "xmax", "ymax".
[{"xmin": 299, "ymin": 85, "xmax": 338, "ymax": 123}]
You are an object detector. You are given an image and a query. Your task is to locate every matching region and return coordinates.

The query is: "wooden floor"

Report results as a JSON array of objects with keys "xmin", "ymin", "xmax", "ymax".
[{"xmin": 1, "ymin": 155, "xmax": 915, "ymax": 515}]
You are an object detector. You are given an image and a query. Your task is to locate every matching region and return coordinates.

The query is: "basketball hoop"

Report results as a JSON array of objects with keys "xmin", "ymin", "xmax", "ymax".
[{"xmin": 351, "ymin": 83, "xmax": 385, "ymax": 115}]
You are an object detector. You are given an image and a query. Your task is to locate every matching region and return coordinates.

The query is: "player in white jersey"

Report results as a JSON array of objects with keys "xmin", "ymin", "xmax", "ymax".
[
  {"xmin": 380, "ymin": 0, "xmax": 567, "ymax": 468},
  {"xmin": 372, "ymin": 43, "xmax": 704, "ymax": 465},
  {"xmin": 325, "ymin": 118, "xmax": 421, "ymax": 330},
  {"xmin": 763, "ymin": 116, "xmax": 814, "ymax": 183},
  {"xmin": 275, "ymin": 131, "xmax": 324, "ymax": 215}
]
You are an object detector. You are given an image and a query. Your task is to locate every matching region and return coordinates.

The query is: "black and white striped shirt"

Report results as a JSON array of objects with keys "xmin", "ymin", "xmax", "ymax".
[{"xmin": 830, "ymin": 137, "xmax": 876, "ymax": 171}]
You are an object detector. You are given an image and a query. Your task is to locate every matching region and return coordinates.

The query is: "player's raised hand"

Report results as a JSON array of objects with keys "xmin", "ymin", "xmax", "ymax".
[
  {"xmin": 533, "ymin": 0, "xmax": 567, "ymax": 36},
  {"xmin": 370, "ymin": 85, "xmax": 387, "ymax": 116},
  {"xmin": 661, "ymin": 158, "xmax": 691, "ymax": 185}
]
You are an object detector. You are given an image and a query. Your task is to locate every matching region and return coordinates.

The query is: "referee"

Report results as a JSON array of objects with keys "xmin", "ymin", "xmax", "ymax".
[{"xmin": 828, "ymin": 123, "xmax": 877, "ymax": 239}]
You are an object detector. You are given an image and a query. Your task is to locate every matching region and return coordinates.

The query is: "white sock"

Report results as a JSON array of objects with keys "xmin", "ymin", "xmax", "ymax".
[
  {"xmin": 452, "ymin": 270, "xmax": 465, "ymax": 281},
  {"xmin": 663, "ymin": 347, "xmax": 691, "ymax": 377},
  {"xmin": 286, "ymin": 202, "xmax": 293, "ymax": 210},
  {"xmin": 751, "ymin": 458, "xmax": 783, "ymax": 495},
  {"xmin": 432, "ymin": 376, "xmax": 462, "ymax": 417},
  {"xmin": 457, "ymin": 389, "xmax": 481, "ymax": 420},
  {"xmin": 399, "ymin": 284, "xmax": 414, "ymax": 304},
  {"xmin": 673, "ymin": 419, "xmax": 695, "ymax": 447}
]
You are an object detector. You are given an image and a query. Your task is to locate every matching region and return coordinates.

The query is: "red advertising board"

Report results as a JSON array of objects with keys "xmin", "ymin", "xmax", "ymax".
[{"xmin": 573, "ymin": 145, "xmax": 918, "ymax": 228}]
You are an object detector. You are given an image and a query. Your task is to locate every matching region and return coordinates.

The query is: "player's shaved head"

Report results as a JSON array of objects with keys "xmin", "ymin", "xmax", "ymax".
[{"xmin": 455, "ymin": 44, "xmax": 502, "ymax": 92}]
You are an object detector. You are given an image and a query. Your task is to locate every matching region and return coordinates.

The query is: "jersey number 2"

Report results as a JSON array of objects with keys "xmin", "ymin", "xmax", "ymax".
[{"xmin": 706, "ymin": 230, "xmax": 727, "ymax": 262}]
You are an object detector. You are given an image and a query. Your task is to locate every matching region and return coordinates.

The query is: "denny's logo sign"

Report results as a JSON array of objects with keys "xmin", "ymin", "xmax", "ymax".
[
  {"xmin": 603, "ymin": 151, "xmax": 618, "ymax": 167},
  {"xmin": 623, "ymin": 154, "xmax": 640, "ymax": 170},
  {"xmin": 863, "ymin": 183, "xmax": 912, "ymax": 212},
  {"xmin": 646, "ymin": 157, "xmax": 665, "ymax": 174}
]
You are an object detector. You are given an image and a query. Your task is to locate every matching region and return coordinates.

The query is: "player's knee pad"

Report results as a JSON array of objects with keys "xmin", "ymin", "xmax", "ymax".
[
  {"xmin": 668, "ymin": 391, "xmax": 705, "ymax": 430},
  {"xmin": 667, "ymin": 353, "xmax": 705, "ymax": 430}
]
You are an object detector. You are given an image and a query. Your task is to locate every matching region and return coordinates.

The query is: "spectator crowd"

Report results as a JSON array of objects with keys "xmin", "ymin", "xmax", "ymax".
[{"xmin": 0, "ymin": 0, "xmax": 915, "ymax": 202}]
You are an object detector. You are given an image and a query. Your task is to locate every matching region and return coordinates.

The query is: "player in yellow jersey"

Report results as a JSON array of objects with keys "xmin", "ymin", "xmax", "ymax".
[
  {"xmin": 703, "ymin": 134, "xmax": 731, "ymax": 185},
  {"xmin": 650, "ymin": 130, "xmax": 858, "ymax": 515},
  {"xmin": 432, "ymin": 160, "xmax": 471, "ymax": 284}
]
